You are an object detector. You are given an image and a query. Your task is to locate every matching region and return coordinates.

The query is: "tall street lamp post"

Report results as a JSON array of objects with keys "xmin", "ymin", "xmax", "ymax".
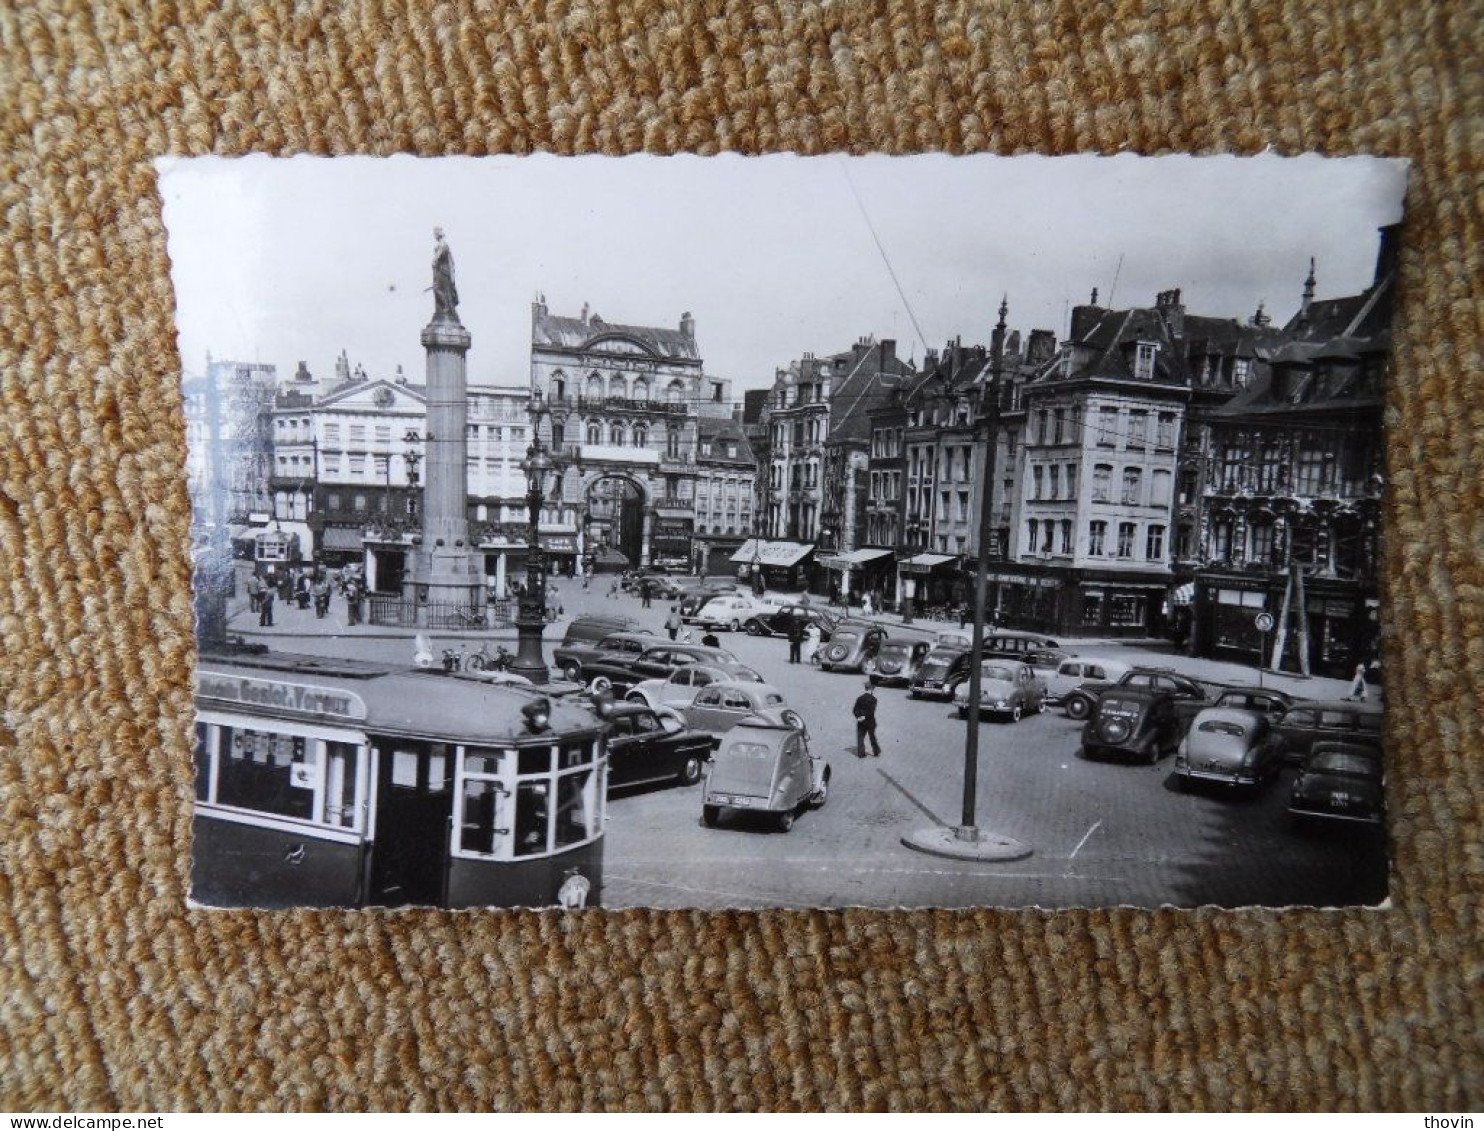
[
  {"xmin": 508, "ymin": 432, "xmax": 556, "ymax": 685},
  {"xmin": 904, "ymin": 297, "xmax": 1033, "ymax": 863}
]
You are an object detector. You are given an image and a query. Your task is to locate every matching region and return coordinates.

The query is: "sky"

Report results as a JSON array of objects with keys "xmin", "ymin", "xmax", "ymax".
[{"xmin": 159, "ymin": 154, "xmax": 1408, "ymax": 391}]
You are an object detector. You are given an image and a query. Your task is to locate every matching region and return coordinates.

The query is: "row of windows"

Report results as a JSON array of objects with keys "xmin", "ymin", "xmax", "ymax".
[
  {"xmin": 1023, "ymin": 519, "xmax": 1167, "ymax": 561},
  {"xmin": 871, "ymin": 427, "xmax": 904, "ymax": 458},
  {"xmin": 549, "ymin": 372, "xmax": 690, "ymax": 403},
  {"xmin": 1087, "ymin": 406, "xmax": 1179, "ymax": 451}
]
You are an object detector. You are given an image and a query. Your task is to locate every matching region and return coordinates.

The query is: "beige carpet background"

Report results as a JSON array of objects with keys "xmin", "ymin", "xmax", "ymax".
[{"xmin": 0, "ymin": 0, "xmax": 1480, "ymax": 1111}]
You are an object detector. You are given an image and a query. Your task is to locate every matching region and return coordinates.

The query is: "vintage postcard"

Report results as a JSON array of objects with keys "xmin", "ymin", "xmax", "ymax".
[{"xmin": 162, "ymin": 153, "xmax": 1407, "ymax": 910}]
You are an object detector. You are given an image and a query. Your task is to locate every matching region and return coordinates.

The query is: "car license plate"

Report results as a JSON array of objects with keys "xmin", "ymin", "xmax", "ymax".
[{"xmin": 1330, "ymin": 791, "xmax": 1353, "ymax": 806}]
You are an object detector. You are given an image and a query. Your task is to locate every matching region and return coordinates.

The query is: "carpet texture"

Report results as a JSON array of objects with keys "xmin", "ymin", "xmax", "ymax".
[{"xmin": 0, "ymin": 0, "xmax": 1480, "ymax": 1111}]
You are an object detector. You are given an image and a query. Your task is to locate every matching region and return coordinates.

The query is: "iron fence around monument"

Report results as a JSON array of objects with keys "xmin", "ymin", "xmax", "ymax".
[{"xmin": 368, "ymin": 593, "xmax": 516, "ymax": 630}]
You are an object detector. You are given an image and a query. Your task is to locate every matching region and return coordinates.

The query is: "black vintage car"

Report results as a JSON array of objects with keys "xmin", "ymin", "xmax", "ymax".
[
  {"xmin": 1288, "ymin": 740, "xmax": 1385, "ymax": 826},
  {"xmin": 741, "ymin": 605, "xmax": 839, "ymax": 640},
  {"xmin": 865, "ymin": 638, "xmax": 932, "ymax": 687},
  {"xmin": 604, "ymin": 704, "xmax": 715, "ymax": 789},
  {"xmin": 582, "ymin": 642, "xmax": 740, "ymax": 696},
  {"xmin": 817, "ymin": 622, "xmax": 889, "ymax": 673},
  {"xmin": 1062, "ymin": 667, "xmax": 1211, "ymax": 726},
  {"xmin": 552, "ymin": 630, "xmax": 656, "ymax": 684},
  {"xmin": 1079, "ymin": 686, "xmax": 1182, "ymax": 764},
  {"xmin": 1270, "ymin": 699, "xmax": 1382, "ymax": 765},
  {"xmin": 907, "ymin": 644, "xmax": 973, "ymax": 700}
]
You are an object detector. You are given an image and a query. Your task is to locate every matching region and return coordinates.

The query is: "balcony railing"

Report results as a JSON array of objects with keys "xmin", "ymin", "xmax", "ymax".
[{"xmin": 572, "ymin": 395, "xmax": 688, "ymax": 416}]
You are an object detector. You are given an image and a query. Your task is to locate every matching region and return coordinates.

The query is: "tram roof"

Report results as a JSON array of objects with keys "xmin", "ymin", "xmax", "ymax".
[{"xmin": 197, "ymin": 649, "xmax": 606, "ymax": 743}]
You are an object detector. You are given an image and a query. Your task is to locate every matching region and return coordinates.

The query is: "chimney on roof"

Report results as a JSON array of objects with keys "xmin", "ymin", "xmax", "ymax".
[
  {"xmin": 1374, "ymin": 223, "xmax": 1401, "ymax": 285},
  {"xmin": 1156, "ymin": 288, "xmax": 1186, "ymax": 338},
  {"xmin": 294, "ymin": 360, "xmax": 313, "ymax": 384},
  {"xmin": 395, "ymin": 364, "xmax": 407, "ymax": 385},
  {"xmin": 1027, "ymin": 329, "xmax": 1057, "ymax": 364},
  {"xmin": 1300, "ymin": 259, "xmax": 1317, "ymax": 322},
  {"xmin": 532, "ymin": 292, "xmax": 547, "ymax": 319},
  {"xmin": 1003, "ymin": 330, "xmax": 1021, "ymax": 359},
  {"xmin": 680, "ymin": 311, "xmax": 695, "ymax": 341},
  {"xmin": 1090, "ymin": 286, "xmax": 1099, "ymax": 306},
  {"xmin": 879, "ymin": 338, "xmax": 896, "ymax": 367},
  {"xmin": 1249, "ymin": 301, "xmax": 1271, "ymax": 328},
  {"xmin": 335, "ymin": 350, "xmax": 350, "ymax": 384},
  {"xmin": 580, "ymin": 302, "xmax": 590, "ymax": 324}
]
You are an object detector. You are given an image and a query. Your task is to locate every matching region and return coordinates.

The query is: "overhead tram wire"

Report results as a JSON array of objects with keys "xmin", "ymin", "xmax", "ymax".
[{"xmin": 838, "ymin": 157, "xmax": 932, "ymax": 370}]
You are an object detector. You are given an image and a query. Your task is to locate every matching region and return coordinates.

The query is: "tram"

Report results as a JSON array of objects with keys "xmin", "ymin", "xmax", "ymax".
[{"xmin": 192, "ymin": 648, "xmax": 608, "ymax": 909}]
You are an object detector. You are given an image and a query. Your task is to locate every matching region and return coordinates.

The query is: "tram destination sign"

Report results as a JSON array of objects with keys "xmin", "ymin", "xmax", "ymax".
[{"xmin": 197, "ymin": 673, "xmax": 369, "ymax": 722}]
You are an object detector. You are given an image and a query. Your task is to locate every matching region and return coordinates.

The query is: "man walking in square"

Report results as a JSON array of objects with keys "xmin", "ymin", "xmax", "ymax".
[
  {"xmin": 853, "ymin": 680, "xmax": 881, "ymax": 758},
  {"xmin": 258, "ymin": 582, "xmax": 275, "ymax": 628}
]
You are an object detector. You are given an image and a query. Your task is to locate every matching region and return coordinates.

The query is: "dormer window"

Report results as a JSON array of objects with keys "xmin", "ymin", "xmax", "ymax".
[
  {"xmin": 1135, "ymin": 342, "xmax": 1157, "ymax": 380},
  {"xmin": 1061, "ymin": 350, "xmax": 1075, "ymax": 378},
  {"xmin": 1233, "ymin": 358, "xmax": 1251, "ymax": 388}
]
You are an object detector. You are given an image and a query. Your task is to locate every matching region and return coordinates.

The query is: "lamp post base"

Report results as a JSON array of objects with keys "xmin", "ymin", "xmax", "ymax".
[
  {"xmin": 901, "ymin": 825, "xmax": 1032, "ymax": 862},
  {"xmin": 508, "ymin": 616, "xmax": 550, "ymax": 684}
]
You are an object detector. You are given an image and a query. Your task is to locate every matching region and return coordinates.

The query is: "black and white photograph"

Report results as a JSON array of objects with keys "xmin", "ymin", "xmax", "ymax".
[{"xmin": 164, "ymin": 154, "xmax": 1407, "ymax": 911}]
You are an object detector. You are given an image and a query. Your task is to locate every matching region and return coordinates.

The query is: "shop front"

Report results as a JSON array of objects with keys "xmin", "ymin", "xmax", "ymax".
[
  {"xmin": 540, "ymin": 533, "xmax": 581, "ymax": 578},
  {"xmin": 1194, "ymin": 569, "xmax": 1376, "ymax": 678},
  {"xmin": 983, "ymin": 567, "xmax": 1063, "ymax": 633},
  {"xmin": 728, "ymin": 539, "xmax": 815, "ymax": 591},
  {"xmin": 818, "ymin": 547, "xmax": 895, "ymax": 606},
  {"xmin": 316, "ymin": 524, "xmax": 365, "ymax": 569},
  {"xmin": 650, "ymin": 518, "xmax": 694, "ymax": 572},
  {"xmin": 895, "ymin": 553, "xmax": 962, "ymax": 614}
]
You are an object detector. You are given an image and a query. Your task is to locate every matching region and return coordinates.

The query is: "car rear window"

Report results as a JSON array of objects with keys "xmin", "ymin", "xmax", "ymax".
[
  {"xmin": 1309, "ymin": 752, "xmax": 1379, "ymax": 776},
  {"xmin": 725, "ymin": 742, "xmax": 772, "ymax": 761},
  {"xmin": 1198, "ymin": 720, "xmax": 1246, "ymax": 737},
  {"xmin": 736, "ymin": 667, "xmax": 763, "ymax": 682},
  {"xmin": 981, "ymin": 664, "xmax": 1017, "ymax": 682}
]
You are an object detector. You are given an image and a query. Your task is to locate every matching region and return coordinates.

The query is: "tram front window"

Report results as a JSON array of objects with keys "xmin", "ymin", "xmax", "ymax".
[
  {"xmin": 514, "ymin": 781, "xmax": 550, "ymax": 856},
  {"xmin": 555, "ymin": 768, "xmax": 597, "ymax": 848},
  {"xmin": 194, "ymin": 722, "xmax": 210, "ymax": 802},
  {"xmin": 216, "ymin": 725, "xmax": 316, "ymax": 821}
]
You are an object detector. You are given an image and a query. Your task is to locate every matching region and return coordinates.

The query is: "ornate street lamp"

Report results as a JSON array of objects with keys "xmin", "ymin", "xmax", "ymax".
[
  {"xmin": 508, "ymin": 438, "xmax": 556, "ymax": 684},
  {"xmin": 904, "ymin": 296, "xmax": 1032, "ymax": 864}
]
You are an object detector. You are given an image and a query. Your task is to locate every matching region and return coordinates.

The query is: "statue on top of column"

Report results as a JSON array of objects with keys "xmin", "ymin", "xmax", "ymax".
[{"xmin": 431, "ymin": 227, "xmax": 459, "ymax": 321}]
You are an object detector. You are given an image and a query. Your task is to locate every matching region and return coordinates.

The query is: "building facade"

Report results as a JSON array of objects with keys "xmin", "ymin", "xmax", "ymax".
[
  {"xmin": 1189, "ymin": 232, "xmax": 1395, "ymax": 676},
  {"xmin": 691, "ymin": 415, "xmax": 757, "ymax": 574},
  {"xmin": 529, "ymin": 300, "xmax": 706, "ymax": 569}
]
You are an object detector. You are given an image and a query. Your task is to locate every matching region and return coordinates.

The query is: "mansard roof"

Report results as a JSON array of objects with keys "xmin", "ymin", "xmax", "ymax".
[
  {"xmin": 533, "ymin": 309, "xmax": 700, "ymax": 361},
  {"xmin": 698, "ymin": 416, "xmax": 755, "ymax": 465}
]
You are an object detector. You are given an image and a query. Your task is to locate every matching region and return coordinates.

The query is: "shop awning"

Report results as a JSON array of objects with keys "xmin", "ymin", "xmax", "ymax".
[
  {"xmin": 1170, "ymin": 581, "xmax": 1196, "ymax": 606},
  {"xmin": 729, "ymin": 540, "xmax": 814, "ymax": 567},
  {"xmin": 320, "ymin": 527, "xmax": 364, "ymax": 552},
  {"xmin": 819, "ymin": 547, "xmax": 894, "ymax": 571},
  {"xmin": 898, "ymin": 552, "xmax": 959, "ymax": 575}
]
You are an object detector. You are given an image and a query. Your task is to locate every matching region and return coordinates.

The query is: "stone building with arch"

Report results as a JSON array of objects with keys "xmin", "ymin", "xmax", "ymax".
[{"xmin": 530, "ymin": 298, "xmax": 725, "ymax": 568}]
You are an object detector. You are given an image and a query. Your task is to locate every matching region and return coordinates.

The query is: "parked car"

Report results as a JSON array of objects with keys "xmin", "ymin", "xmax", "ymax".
[
  {"xmin": 1173, "ymin": 707, "xmax": 1281, "ymax": 790},
  {"xmin": 685, "ymin": 592, "xmax": 759, "ymax": 631},
  {"xmin": 817, "ymin": 622, "xmax": 889, "ymax": 673},
  {"xmin": 1288, "ymin": 741, "xmax": 1385, "ymax": 826},
  {"xmin": 604, "ymin": 703, "xmax": 716, "ymax": 789},
  {"xmin": 865, "ymin": 638, "xmax": 933, "ymax": 687},
  {"xmin": 583, "ymin": 642, "xmax": 740, "ymax": 695},
  {"xmin": 1022, "ymin": 647, "xmax": 1073, "ymax": 673},
  {"xmin": 952, "ymin": 659, "xmax": 1047, "ymax": 722},
  {"xmin": 701, "ymin": 710, "xmax": 830, "ymax": 832},
  {"xmin": 1080, "ymin": 687, "xmax": 1182, "ymax": 763},
  {"xmin": 1270, "ymin": 699, "xmax": 1383, "ymax": 765},
  {"xmin": 624, "ymin": 661, "xmax": 766, "ymax": 711},
  {"xmin": 1062, "ymin": 667, "xmax": 1210, "ymax": 727},
  {"xmin": 681, "ymin": 682, "xmax": 798, "ymax": 737},
  {"xmin": 742, "ymin": 604, "xmax": 839, "ymax": 640},
  {"xmin": 678, "ymin": 585, "xmax": 736, "ymax": 617},
  {"xmin": 1046, "ymin": 657, "xmax": 1132, "ymax": 709},
  {"xmin": 908, "ymin": 644, "xmax": 973, "ymax": 700},
  {"xmin": 981, "ymin": 629, "xmax": 1062, "ymax": 657},
  {"xmin": 623, "ymin": 572, "xmax": 683, "ymax": 599},
  {"xmin": 1209, "ymin": 687, "xmax": 1294, "ymax": 719},
  {"xmin": 552, "ymin": 629, "xmax": 657, "ymax": 684},
  {"xmin": 559, "ymin": 613, "xmax": 645, "ymax": 648}
]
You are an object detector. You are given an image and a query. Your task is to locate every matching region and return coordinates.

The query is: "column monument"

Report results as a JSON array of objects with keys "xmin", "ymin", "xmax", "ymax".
[{"xmin": 406, "ymin": 228, "xmax": 485, "ymax": 625}]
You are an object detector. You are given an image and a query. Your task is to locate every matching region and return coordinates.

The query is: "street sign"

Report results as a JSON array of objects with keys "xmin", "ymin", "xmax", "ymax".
[{"xmin": 1254, "ymin": 611, "xmax": 1275, "ymax": 633}]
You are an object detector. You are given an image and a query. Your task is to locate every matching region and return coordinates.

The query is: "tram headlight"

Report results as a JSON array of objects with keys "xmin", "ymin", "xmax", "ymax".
[{"xmin": 522, "ymin": 697, "xmax": 552, "ymax": 733}]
